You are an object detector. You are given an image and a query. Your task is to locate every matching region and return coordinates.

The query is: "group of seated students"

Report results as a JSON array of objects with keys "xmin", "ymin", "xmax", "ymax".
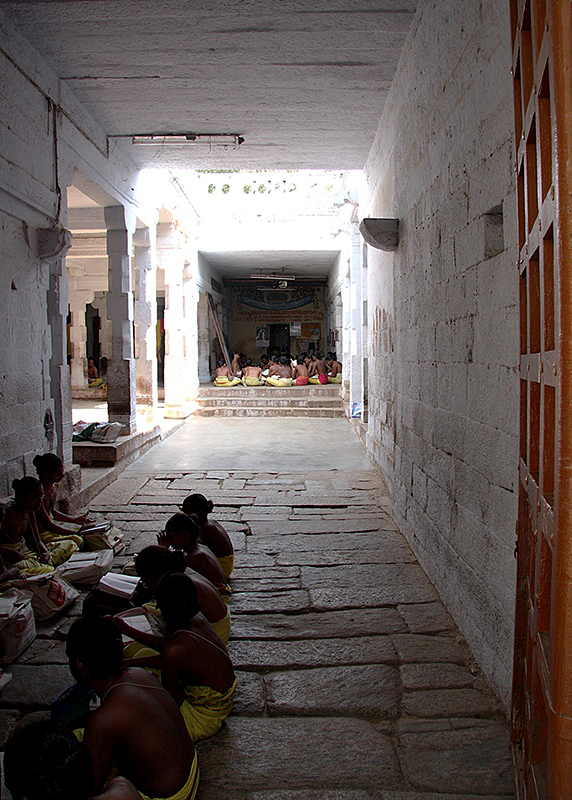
[
  {"xmin": 0, "ymin": 453, "xmax": 97, "ymax": 580},
  {"xmin": 215, "ymin": 351, "xmax": 343, "ymax": 387},
  {"xmin": 2, "ymin": 483, "xmax": 237, "ymax": 800}
]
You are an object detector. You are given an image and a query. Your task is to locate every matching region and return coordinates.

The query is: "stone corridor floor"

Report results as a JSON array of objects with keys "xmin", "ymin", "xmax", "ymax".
[{"xmin": 0, "ymin": 418, "xmax": 515, "ymax": 799}]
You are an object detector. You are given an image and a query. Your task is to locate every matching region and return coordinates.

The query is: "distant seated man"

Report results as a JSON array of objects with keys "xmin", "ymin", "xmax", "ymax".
[
  {"xmin": 292, "ymin": 354, "xmax": 309, "ymax": 386},
  {"xmin": 4, "ymin": 720, "xmax": 142, "ymax": 800},
  {"xmin": 66, "ymin": 616, "xmax": 198, "ymax": 800},
  {"xmin": 214, "ymin": 360, "xmax": 240, "ymax": 386},
  {"xmin": 241, "ymin": 358, "xmax": 263, "ymax": 386},
  {"xmin": 267, "ymin": 356, "xmax": 294, "ymax": 387},
  {"xmin": 308, "ymin": 353, "xmax": 329, "ymax": 384},
  {"xmin": 326, "ymin": 355, "xmax": 343, "ymax": 383}
]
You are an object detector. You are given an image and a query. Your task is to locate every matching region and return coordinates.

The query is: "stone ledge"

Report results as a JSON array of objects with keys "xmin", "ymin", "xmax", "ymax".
[{"xmin": 72, "ymin": 425, "xmax": 162, "ymax": 467}]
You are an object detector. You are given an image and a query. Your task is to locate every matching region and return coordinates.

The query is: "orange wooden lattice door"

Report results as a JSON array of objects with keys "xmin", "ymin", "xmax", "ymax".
[{"xmin": 511, "ymin": 0, "xmax": 572, "ymax": 797}]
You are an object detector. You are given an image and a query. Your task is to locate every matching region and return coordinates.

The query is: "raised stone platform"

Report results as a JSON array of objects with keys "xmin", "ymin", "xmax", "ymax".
[
  {"xmin": 72, "ymin": 425, "xmax": 163, "ymax": 468},
  {"xmin": 196, "ymin": 385, "xmax": 345, "ymax": 417}
]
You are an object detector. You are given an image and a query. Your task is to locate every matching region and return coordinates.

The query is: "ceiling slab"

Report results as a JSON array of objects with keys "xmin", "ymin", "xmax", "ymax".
[
  {"xmin": 5, "ymin": 0, "xmax": 416, "ymax": 170},
  {"xmin": 199, "ymin": 249, "xmax": 340, "ymax": 279}
]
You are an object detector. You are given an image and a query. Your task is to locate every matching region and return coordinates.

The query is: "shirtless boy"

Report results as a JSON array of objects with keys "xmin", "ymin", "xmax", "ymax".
[
  {"xmin": 241, "ymin": 359, "xmax": 263, "ymax": 386},
  {"xmin": 158, "ymin": 513, "xmax": 229, "ymax": 595},
  {"xmin": 66, "ymin": 616, "xmax": 198, "ymax": 800},
  {"xmin": 4, "ymin": 720, "xmax": 142, "ymax": 800},
  {"xmin": 308, "ymin": 353, "xmax": 329, "ymax": 384},
  {"xmin": 292, "ymin": 355, "xmax": 309, "ymax": 385}
]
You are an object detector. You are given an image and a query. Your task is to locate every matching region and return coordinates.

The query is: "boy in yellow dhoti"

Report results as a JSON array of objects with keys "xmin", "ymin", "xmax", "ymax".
[
  {"xmin": 66, "ymin": 616, "xmax": 198, "ymax": 800},
  {"xmin": 33, "ymin": 452, "xmax": 87, "ymax": 554},
  {"xmin": 133, "ymin": 546, "xmax": 231, "ymax": 644},
  {"xmin": 182, "ymin": 494, "xmax": 234, "ymax": 579},
  {"xmin": 214, "ymin": 360, "xmax": 240, "ymax": 386},
  {"xmin": 241, "ymin": 359, "xmax": 264, "ymax": 386},
  {"xmin": 0, "ymin": 477, "xmax": 56, "ymax": 575},
  {"xmin": 155, "ymin": 572, "xmax": 236, "ymax": 741}
]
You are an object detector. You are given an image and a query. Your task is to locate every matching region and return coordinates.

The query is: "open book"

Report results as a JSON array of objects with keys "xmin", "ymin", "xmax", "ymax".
[
  {"xmin": 98, "ymin": 573, "xmax": 140, "ymax": 598},
  {"xmin": 81, "ymin": 520, "xmax": 112, "ymax": 534}
]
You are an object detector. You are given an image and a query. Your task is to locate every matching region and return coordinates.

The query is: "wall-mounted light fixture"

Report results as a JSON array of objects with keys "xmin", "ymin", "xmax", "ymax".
[
  {"xmin": 359, "ymin": 218, "xmax": 400, "ymax": 251},
  {"xmin": 108, "ymin": 133, "xmax": 245, "ymax": 148},
  {"xmin": 249, "ymin": 273, "xmax": 297, "ymax": 281}
]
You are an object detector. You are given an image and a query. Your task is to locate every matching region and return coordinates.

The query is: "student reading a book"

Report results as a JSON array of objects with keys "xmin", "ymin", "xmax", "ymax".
[
  {"xmin": 154, "ymin": 572, "xmax": 236, "ymax": 742},
  {"xmin": 4, "ymin": 720, "xmax": 142, "ymax": 800},
  {"xmin": 33, "ymin": 453, "xmax": 121, "ymax": 553},
  {"xmin": 0, "ymin": 477, "xmax": 67, "ymax": 573},
  {"xmin": 66, "ymin": 616, "xmax": 198, "ymax": 800},
  {"xmin": 157, "ymin": 514, "xmax": 230, "ymax": 601},
  {"xmin": 131, "ymin": 546, "xmax": 230, "ymax": 644},
  {"xmin": 180, "ymin": 495, "xmax": 234, "ymax": 579}
]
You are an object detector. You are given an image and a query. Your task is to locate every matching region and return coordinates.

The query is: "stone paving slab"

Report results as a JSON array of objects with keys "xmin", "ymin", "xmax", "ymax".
[
  {"xmin": 227, "ymin": 636, "xmax": 397, "ymax": 670},
  {"xmin": 231, "ymin": 566, "xmax": 301, "ymax": 580},
  {"xmin": 309, "ymin": 576, "xmax": 439, "ymax": 610},
  {"xmin": 301, "ymin": 563, "xmax": 426, "ymax": 589},
  {"xmin": 196, "ymin": 718, "xmax": 404, "ymax": 792},
  {"xmin": 403, "ymin": 687, "xmax": 494, "ymax": 717},
  {"xmin": 229, "ymin": 608, "xmax": 407, "ymax": 640},
  {"xmin": 400, "ymin": 663, "xmax": 477, "ymax": 690},
  {"xmin": 235, "ymin": 793, "xmax": 513, "ymax": 800},
  {"xmin": 249, "ymin": 519, "xmax": 395, "ymax": 535},
  {"xmin": 391, "ymin": 635, "xmax": 466, "ymax": 664},
  {"xmin": 231, "ymin": 577, "xmax": 301, "ymax": 593},
  {"xmin": 233, "ymin": 671, "xmax": 265, "ymax": 715},
  {"xmin": 247, "ymin": 532, "xmax": 402, "ymax": 554},
  {"xmin": 168, "ymin": 478, "xmax": 224, "ymax": 492},
  {"xmin": 1, "ymin": 665, "xmax": 71, "ymax": 708},
  {"xmin": 397, "ymin": 603, "xmax": 455, "ymax": 633},
  {"xmin": 265, "ymin": 665, "xmax": 400, "ymax": 717},
  {"xmin": 230, "ymin": 591, "xmax": 311, "ymax": 614},
  {"xmin": 88, "ymin": 476, "xmax": 150, "ymax": 507},
  {"xmin": 397, "ymin": 723, "xmax": 514, "ymax": 794},
  {"xmin": 276, "ymin": 547, "xmax": 416, "ymax": 566}
]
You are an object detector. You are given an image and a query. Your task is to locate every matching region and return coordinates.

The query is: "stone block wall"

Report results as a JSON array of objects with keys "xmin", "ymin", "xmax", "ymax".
[
  {"xmin": 0, "ymin": 10, "xmax": 149, "ymax": 489},
  {"xmin": 362, "ymin": 0, "xmax": 519, "ymax": 708}
]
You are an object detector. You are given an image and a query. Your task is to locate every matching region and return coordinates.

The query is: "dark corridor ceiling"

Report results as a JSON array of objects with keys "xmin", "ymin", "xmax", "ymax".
[{"xmin": 3, "ymin": 0, "xmax": 416, "ymax": 170}]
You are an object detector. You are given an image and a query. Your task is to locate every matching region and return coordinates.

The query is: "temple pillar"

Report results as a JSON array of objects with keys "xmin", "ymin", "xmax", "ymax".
[
  {"xmin": 69, "ymin": 288, "xmax": 94, "ymax": 390},
  {"xmin": 105, "ymin": 205, "xmax": 136, "ymax": 434},
  {"xmin": 47, "ymin": 257, "xmax": 73, "ymax": 463},
  {"xmin": 157, "ymin": 223, "xmax": 194, "ymax": 418},
  {"xmin": 133, "ymin": 226, "xmax": 158, "ymax": 422}
]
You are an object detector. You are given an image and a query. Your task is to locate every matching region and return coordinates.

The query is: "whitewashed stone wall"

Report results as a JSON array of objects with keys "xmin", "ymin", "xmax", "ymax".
[
  {"xmin": 0, "ymin": 10, "xmax": 153, "ymax": 488},
  {"xmin": 363, "ymin": 0, "xmax": 519, "ymax": 708}
]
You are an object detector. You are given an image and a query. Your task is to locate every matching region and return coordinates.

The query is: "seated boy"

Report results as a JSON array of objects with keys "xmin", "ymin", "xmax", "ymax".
[
  {"xmin": 65, "ymin": 616, "xmax": 198, "ymax": 800},
  {"xmin": 4, "ymin": 720, "xmax": 141, "ymax": 800},
  {"xmin": 155, "ymin": 572, "xmax": 236, "ymax": 742}
]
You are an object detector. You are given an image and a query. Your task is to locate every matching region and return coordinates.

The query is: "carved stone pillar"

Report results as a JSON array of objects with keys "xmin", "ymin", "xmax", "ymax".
[
  {"xmin": 157, "ymin": 223, "xmax": 194, "ymax": 418},
  {"xmin": 133, "ymin": 226, "xmax": 158, "ymax": 421},
  {"xmin": 105, "ymin": 205, "xmax": 136, "ymax": 434}
]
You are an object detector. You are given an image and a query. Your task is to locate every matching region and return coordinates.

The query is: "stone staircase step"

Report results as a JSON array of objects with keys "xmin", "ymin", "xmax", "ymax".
[
  {"xmin": 198, "ymin": 386, "xmax": 341, "ymax": 399},
  {"xmin": 198, "ymin": 397, "xmax": 343, "ymax": 408},
  {"xmin": 194, "ymin": 406, "xmax": 346, "ymax": 417}
]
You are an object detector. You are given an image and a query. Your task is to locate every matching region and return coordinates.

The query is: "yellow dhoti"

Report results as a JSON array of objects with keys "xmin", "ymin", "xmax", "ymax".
[
  {"xmin": 138, "ymin": 752, "xmax": 200, "ymax": 800},
  {"xmin": 328, "ymin": 374, "xmax": 342, "ymax": 383},
  {"xmin": 180, "ymin": 678, "xmax": 237, "ymax": 742},
  {"xmin": 217, "ymin": 554, "xmax": 234, "ymax": 579},
  {"xmin": 241, "ymin": 376, "xmax": 263, "ymax": 386},
  {"xmin": 1, "ymin": 542, "xmax": 54, "ymax": 575},
  {"xmin": 266, "ymin": 377, "xmax": 293, "ymax": 387},
  {"xmin": 211, "ymin": 607, "xmax": 231, "ymax": 645},
  {"xmin": 214, "ymin": 376, "xmax": 240, "ymax": 386},
  {"xmin": 41, "ymin": 531, "xmax": 82, "ymax": 565}
]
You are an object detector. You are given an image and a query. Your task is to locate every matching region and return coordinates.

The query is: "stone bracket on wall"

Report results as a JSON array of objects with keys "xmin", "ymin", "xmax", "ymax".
[{"xmin": 359, "ymin": 218, "xmax": 399, "ymax": 251}]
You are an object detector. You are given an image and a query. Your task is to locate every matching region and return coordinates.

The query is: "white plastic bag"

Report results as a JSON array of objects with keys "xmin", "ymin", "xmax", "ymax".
[
  {"xmin": 11, "ymin": 574, "xmax": 79, "ymax": 620},
  {"xmin": 0, "ymin": 589, "xmax": 36, "ymax": 663},
  {"xmin": 57, "ymin": 550, "xmax": 114, "ymax": 585}
]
